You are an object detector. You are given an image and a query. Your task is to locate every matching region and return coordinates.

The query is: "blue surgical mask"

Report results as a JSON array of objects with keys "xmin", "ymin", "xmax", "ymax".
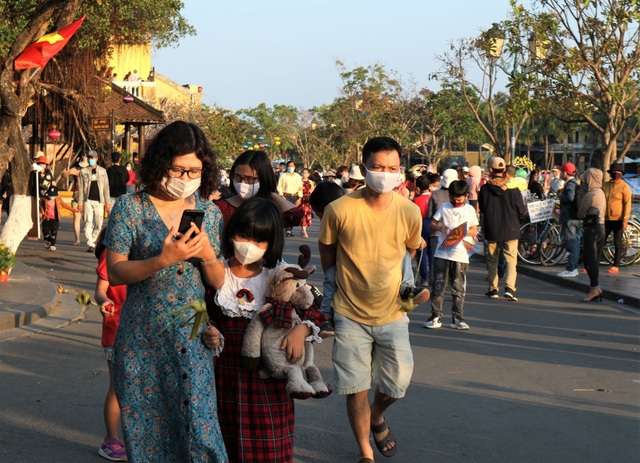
[
  {"xmin": 287, "ymin": 167, "xmax": 295, "ymax": 173},
  {"xmin": 89, "ymin": 159, "xmax": 97, "ymax": 167}
]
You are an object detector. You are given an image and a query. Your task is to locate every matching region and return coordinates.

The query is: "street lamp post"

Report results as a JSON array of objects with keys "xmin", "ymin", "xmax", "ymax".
[{"xmin": 485, "ymin": 23, "xmax": 542, "ymax": 164}]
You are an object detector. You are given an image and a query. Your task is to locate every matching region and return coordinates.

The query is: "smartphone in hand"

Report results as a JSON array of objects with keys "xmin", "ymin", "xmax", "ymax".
[{"xmin": 178, "ymin": 209, "xmax": 204, "ymax": 235}]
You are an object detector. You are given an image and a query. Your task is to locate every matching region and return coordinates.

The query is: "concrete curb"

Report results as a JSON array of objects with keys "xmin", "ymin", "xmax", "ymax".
[
  {"xmin": 472, "ymin": 254, "xmax": 640, "ymax": 308},
  {"xmin": 0, "ymin": 262, "xmax": 86, "ymax": 342}
]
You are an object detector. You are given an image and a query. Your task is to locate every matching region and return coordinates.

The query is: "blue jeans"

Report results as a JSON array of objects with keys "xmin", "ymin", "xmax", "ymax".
[
  {"xmin": 429, "ymin": 257, "xmax": 468, "ymax": 319},
  {"xmin": 562, "ymin": 220, "xmax": 582, "ymax": 272},
  {"xmin": 321, "ymin": 266, "xmax": 337, "ymax": 322}
]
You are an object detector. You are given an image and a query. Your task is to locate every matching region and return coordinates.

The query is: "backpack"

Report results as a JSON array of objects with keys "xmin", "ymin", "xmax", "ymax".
[{"xmin": 569, "ymin": 178, "xmax": 586, "ymax": 220}]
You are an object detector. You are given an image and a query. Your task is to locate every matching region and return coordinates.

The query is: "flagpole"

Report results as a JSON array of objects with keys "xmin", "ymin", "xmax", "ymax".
[{"xmin": 111, "ymin": 110, "xmax": 115, "ymax": 152}]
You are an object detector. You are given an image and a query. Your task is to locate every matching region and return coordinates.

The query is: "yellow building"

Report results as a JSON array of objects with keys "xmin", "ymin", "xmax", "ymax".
[{"xmin": 107, "ymin": 43, "xmax": 203, "ymax": 110}]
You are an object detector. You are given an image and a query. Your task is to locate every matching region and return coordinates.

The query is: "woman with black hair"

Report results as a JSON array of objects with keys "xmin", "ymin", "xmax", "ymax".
[
  {"xmin": 528, "ymin": 169, "xmax": 546, "ymax": 200},
  {"xmin": 104, "ymin": 121, "xmax": 228, "ymax": 462},
  {"xmin": 214, "ymin": 151, "xmax": 302, "ymax": 247}
]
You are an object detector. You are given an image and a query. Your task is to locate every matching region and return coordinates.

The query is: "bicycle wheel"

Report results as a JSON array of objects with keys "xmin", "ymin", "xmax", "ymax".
[
  {"xmin": 601, "ymin": 221, "xmax": 640, "ymax": 266},
  {"xmin": 600, "ymin": 232, "xmax": 615, "ymax": 265},
  {"xmin": 518, "ymin": 222, "xmax": 542, "ymax": 265},
  {"xmin": 620, "ymin": 221, "xmax": 640, "ymax": 266},
  {"xmin": 539, "ymin": 223, "xmax": 566, "ymax": 266}
]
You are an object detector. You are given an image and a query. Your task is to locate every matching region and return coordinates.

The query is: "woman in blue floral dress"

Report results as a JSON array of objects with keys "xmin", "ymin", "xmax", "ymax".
[{"xmin": 105, "ymin": 121, "xmax": 228, "ymax": 463}]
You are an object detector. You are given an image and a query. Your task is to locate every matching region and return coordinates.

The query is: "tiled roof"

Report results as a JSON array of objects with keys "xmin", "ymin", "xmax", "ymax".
[{"xmin": 105, "ymin": 83, "xmax": 164, "ymax": 125}]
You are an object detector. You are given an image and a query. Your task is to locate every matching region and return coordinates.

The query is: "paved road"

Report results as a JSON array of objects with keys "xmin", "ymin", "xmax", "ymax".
[{"xmin": 1, "ymin": 218, "xmax": 638, "ymax": 462}]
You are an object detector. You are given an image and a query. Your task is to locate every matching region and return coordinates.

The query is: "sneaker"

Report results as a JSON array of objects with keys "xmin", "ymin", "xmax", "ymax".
[
  {"xmin": 451, "ymin": 316, "xmax": 470, "ymax": 330},
  {"xmin": 98, "ymin": 439, "xmax": 128, "ymax": 461},
  {"xmin": 504, "ymin": 287, "xmax": 518, "ymax": 302},
  {"xmin": 50, "ymin": 246, "xmax": 56, "ymax": 251},
  {"xmin": 557, "ymin": 269, "xmax": 579, "ymax": 278},
  {"xmin": 423, "ymin": 315, "xmax": 442, "ymax": 329},
  {"xmin": 485, "ymin": 289, "xmax": 499, "ymax": 299},
  {"xmin": 87, "ymin": 246, "xmax": 95, "ymax": 253},
  {"xmin": 319, "ymin": 321, "xmax": 335, "ymax": 338},
  {"xmin": 399, "ymin": 285, "xmax": 431, "ymax": 305},
  {"xmin": 44, "ymin": 242, "xmax": 51, "ymax": 249}
]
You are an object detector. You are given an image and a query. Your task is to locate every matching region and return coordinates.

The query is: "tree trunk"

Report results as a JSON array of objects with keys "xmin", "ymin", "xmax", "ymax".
[{"xmin": 0, "ymin": 195, "xmax": 34, "ymax": 253}]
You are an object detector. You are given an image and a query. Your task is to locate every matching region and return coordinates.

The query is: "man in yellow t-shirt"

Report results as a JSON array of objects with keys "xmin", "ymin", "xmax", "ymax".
[
  {"xmin": 319, "ymin": 136, "xmax": 422, "ymax": 462},
  {"xmin": 277, "ymin": 160, "xmax": 303, "ymax": 236}
]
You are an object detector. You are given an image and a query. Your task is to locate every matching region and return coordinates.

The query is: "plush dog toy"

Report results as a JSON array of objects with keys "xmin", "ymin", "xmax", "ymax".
[{"xmin": 240, "ymin": 245, "xmax": 332, "ymax": 399}]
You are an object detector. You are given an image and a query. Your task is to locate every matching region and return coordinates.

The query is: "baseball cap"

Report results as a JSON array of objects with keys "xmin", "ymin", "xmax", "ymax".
[
  {"xmin": 488, "ymin": 156, "xmax": 506, "ymax": 170},
  {"xmin": 462, "ymin": 166, "xmax": 470, "ymax": 173},
  {"xmin": 441, "ymin": 169, "xmax": 458, "ymax": 188},
  {"xmin": 35, "ymin": 155, "xmax": 49, "ymax": 165},
  {"xmin": 87, "ymin": 150, "xmax": 98, "ymax": 158},
  {"xmin": 559, "ymin": 162, "xmax": 576, "ymax": 175}
]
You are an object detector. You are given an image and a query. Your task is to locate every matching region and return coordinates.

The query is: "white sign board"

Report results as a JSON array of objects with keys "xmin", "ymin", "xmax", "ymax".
[{"xmin": 527, "ymin": 199, "xmax": 555, "ymax": 223}]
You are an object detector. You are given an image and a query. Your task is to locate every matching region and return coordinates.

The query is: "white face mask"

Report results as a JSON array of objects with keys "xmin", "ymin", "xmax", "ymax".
[
  {"xmin": 162, "ymin": 176, "xmax": 201, "ymax": 199},
  {"xmin": 233, "ymin": 181, "xmax": 260, "ymax": 200},
  {"xmin": 364, "ymin": 167, "xmax": 401, "ymax": 194},
  {"xmin": 287, "ymin": 167, "xmax": 295, "ymax": 173},
  {"xmin": 233, "ymin": 239, "xmax": 266, "ymax": 265}
]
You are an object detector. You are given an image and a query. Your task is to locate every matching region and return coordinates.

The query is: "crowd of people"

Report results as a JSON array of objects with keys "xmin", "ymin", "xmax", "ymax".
[{"xmin": 1, "ymin": 122, "xmax": 636, "ymax": 463}]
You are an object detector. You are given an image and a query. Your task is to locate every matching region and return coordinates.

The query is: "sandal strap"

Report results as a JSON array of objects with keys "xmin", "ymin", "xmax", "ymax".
[{"xmin": 370, "ymin": 418, "xmax": 389, "ymax": 434}]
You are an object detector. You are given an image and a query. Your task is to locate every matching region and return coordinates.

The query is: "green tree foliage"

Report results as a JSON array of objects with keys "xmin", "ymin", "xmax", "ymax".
[
  {"xmin": 437, "ymin": 16, "xmax": 546, "ymax": 163},
  {"xmin": 512, "ymin": 0, "xmax": 640, "ymax": 169},
  {"xmin": 400, "ymin": 85, "xmax": 483, "ymax": 165}
]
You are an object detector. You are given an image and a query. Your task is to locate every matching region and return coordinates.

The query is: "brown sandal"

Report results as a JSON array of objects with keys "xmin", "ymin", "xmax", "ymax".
[{"xmin": 370, "ymin": 417, "xmax": 397, "ymax": 457}]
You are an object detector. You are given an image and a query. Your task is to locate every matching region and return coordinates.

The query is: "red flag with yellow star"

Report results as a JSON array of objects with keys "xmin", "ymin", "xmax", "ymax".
[{"xmin": 14, "ymin": 15, "xmax": 86, "ymax": 70}]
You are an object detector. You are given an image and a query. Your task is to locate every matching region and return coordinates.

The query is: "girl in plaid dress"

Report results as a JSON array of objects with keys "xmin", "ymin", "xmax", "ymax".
[{"xmin": 203, "ymin": 198, "xmax": 323, "ymax": 463}]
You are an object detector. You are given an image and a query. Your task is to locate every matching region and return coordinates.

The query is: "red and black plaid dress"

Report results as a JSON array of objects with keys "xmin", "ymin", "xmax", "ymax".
[{"xmin": 207, "ymin": 265, "xmax": 295, "ymax": 463}]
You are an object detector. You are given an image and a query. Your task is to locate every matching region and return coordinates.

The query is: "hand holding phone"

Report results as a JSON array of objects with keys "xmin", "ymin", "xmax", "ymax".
[{"xmin": 178, "ymin": 209, "xmax": 205, "ymax": 236}]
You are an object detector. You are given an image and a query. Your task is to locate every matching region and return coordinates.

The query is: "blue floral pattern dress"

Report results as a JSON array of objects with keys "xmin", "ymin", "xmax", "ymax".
[{"xmin": 105, "ymin": 190, "xmax": 228, "ymax": 463}]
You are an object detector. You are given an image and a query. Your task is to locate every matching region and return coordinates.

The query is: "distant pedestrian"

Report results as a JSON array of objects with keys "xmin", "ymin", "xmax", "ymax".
[
  {"xmin": 479, "ymin": 156, "xmax": 527, "ymax": 301},
  {"xmin": 78, "ymin": 150, "xmax": 111, "ymax": 252},
  {"xmin": 40, "ymin": 185, "xmax": 77, "ymax": 251},
  {"xmin": 61, "ymin": 155, "xmax": 89, "ymax": 245},
  {"xmin": 603, "ymin": 163, "xmax": 632, "ymax": 274},
  {"xmin": 28, "ymin": 153, "xmax": 53, "ymax": 239},
  {"xmin": 412, "ymin": 174, "xmax": 432, "ymax": 285},
  {"xmin": 124, "ymin": 162, "xmax": 136, "ymax": 194},
  {"xmin": 300, "ymin": 168, "xmax": 315, "ymax": 237},
  {"xmin": 277, "ymin": 160, "xmax": 303, "ymax": 236},
  {"xmin": 93, "ymin": 229, "xmax": 128, "ymax": 462},
  {"xmin": 309, "ymin": 181, "xmax": 346, "ymax": 335},
  {"xmin": 578, "ymin": 168, "xmax": 606, "ymax": 303},
  {"xmin": 106, "ymin": 152, "xmax": 129, "ymax": 209},
  {"xmin": 549, "ymin": 166, "xmax": 565, "ymax": 194},
  {"xmin": 556, "ymin": 162, "xmax": 582, "ymax": 278}
]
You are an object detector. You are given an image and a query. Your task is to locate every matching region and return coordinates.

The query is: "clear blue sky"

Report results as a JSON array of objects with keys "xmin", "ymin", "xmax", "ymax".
[{"xmin": 152, "ymin": 0, "xmax": 519, "ymax": 111}]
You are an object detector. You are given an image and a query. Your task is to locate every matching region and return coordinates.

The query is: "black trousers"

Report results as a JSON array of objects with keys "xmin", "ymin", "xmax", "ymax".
[
  {"xmin": 42, "ymin": 218, "xmax": 59, "ymax": 246},
  {"xmin": 604, "ymin": 220, "xmax": 624, "ymax": 267},
  {"xmin": 583, "ymin": 224, "xmax": 604, "ymax": 288}
]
